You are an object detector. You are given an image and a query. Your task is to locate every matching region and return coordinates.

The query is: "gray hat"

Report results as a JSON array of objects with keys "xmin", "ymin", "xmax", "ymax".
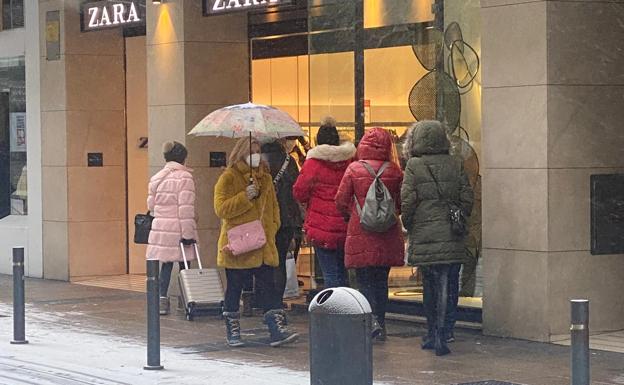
[{"xmin": 163, "ymin": 141, "xmax": 188, "ymax": 164}]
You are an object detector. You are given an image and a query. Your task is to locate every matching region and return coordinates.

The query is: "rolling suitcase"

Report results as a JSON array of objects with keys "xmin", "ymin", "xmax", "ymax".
[{"xmin": 178, "ymin": 242, "xmax": 224, "ymax": 321}]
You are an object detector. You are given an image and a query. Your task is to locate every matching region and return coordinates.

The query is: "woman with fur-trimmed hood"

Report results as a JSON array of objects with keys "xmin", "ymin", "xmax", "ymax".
[
  {"xmin": 293, "ymin": 117, "xmax": 356, "ymax": 288},
  {"xmin": 401, "ymin": 120, "xmax": 473, "ymax": 357}
]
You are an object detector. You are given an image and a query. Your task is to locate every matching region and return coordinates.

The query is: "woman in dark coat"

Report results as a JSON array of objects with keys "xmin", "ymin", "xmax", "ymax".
[
  {"xmin": 401, "ymin": 120, "xmax": 474, "ymax": 356},
  {"xmin": 293, "ymin": 117, "xmax": 356, "ymax": 288},
  {"xmin": 261, "ymin": 139, "xmax": 304, "ymax": 299},
  {"xmin": 336, "ymin": 128, "xmax": 404, "ymax": 341}
]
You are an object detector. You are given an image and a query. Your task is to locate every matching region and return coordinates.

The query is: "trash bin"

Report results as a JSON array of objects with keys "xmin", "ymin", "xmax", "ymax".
[{"xmin": 309, "ymin": 287, "xmax": 373, "ymax": 385}]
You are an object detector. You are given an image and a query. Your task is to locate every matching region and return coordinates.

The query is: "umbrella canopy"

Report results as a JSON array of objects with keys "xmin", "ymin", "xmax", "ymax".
[{"xmin": 188, "ymin": 102, "xmax": 304, "ymax": 139}]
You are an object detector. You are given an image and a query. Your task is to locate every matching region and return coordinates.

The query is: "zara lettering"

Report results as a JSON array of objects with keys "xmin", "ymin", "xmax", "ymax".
[
  {"xmin": 86, "ymin": 2, "xmax": 142, "ymax": 30},
  {"xmin": 204, "ymin": 0, "xmax": 291, "ymax": 14}
]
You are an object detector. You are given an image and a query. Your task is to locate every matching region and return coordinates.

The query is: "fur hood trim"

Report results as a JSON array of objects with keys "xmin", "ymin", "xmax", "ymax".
[{"xmin": 306, "ymin": 142, "xmax": 356, "ymax": 162}]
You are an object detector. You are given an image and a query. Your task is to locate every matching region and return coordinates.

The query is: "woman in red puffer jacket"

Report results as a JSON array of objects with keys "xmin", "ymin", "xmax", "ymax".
[
  {"xmin": 293, "ymin": 117, "xmax": 356, "ymax": 288},
  {"xmin": 335, "ymin": 127, "xmax": 404, "ymax": 341}
]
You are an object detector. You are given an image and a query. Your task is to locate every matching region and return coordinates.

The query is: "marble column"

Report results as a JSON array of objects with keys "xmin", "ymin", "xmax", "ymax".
[
  {"xmin": 146, "ymin": 0, "xmax": 249, "ymax": 270},
  {"xmin": 40, "ymin": 0, "xmax": 126, "ymax": 280},
  {"xmin": 481, "ymin": 0, "xmax": 624, "ymax": 341}
]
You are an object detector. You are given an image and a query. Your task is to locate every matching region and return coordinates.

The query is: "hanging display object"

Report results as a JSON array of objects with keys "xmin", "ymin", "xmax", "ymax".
[
  {"xmin": 408, "ymin": 70, "xmax": 461, "ymax": 134},
  {"xmin": 411, "ymin": 28, "xmax": 444, "ymax": 72},
  {"xmin": 444, "ymin": 22, "xmax": 464, "ymax": 53},
  {"xmin": 408, "ymin": 22, "xmax": 480, "ymax": 136},
  {"xmin": 449, "ymin": 132, "xmax": 479, "ymax": 188}
]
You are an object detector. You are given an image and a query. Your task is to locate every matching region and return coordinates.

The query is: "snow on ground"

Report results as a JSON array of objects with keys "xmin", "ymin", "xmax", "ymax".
[{"xmin": 0, "ymin": 304, "xmax": 311, "ymax": 385}]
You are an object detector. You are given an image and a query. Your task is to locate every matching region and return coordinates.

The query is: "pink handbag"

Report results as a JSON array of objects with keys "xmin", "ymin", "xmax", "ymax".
[
  {"xmin": 224, "ymin": 219, "xmax": 267, "ymax": 256},
  {"xmin": 223, "ymin": 198, "xmax": 267, "ymax": 256}
]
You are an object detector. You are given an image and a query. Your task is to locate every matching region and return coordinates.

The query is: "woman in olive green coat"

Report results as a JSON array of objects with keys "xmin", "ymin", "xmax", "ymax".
[{"xmin": 401, "ymin": 120, "xmax": 473, "ymax": 356}]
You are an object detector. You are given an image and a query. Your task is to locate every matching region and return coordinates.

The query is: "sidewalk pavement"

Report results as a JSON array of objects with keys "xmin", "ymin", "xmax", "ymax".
[{"xmin": 0, "ymin": 275, "xmax": 623, "ymax": 385}]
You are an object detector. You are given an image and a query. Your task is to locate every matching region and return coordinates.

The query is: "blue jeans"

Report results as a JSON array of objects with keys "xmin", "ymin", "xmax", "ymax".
[
  {"xmin": 314, "ymin": 247, "xmax": 348, "ymax": 288},
  {"xmin": 446, "ymin": 263, "xmax": 462, "ymax": 335}
]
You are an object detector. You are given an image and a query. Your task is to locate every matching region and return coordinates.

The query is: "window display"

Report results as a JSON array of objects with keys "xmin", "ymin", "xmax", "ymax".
[
  {"xmin": 250, "ymin": 0, "xmax": 482, "ymax": 313},
  {"xmin": 0, "ymin": 56, "xmax": 26, "ymax": 218},
  {"xmin": 2, "ymin": 0, "xmax": 24, "ymax": 30}
]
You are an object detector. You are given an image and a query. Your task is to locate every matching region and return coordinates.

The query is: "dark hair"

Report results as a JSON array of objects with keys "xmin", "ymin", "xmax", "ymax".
[
  {"xmin": 163, "ymin": 141, "xmax": 188, "ymax": 164},
  {"xmin": 316, "ymin": 116, "xmax": 340, "ymax": 146}
]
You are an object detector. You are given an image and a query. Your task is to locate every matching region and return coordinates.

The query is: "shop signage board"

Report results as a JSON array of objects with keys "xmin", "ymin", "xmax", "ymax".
[
  {"xmin": 204, "ymin": 0, "xmax": 292, "ymax": 16},
  {"xmin": 591, "ymin": 173, "xmax": 624, "ymax": 255},
  {"xmin": 81, "ymin": 1, "xmax": 146, "ymax": 32}
]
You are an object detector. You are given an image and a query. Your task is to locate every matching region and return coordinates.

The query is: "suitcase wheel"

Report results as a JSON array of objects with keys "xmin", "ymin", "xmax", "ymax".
[{"xmin": 186, "ymin": 303, "xmax": 195, "ymax": 321}]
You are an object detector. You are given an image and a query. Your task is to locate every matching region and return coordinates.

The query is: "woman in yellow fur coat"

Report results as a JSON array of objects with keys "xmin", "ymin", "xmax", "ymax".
[{"xmin": 214, "ymin": 137, "xmax": 298, "ymax": 348}]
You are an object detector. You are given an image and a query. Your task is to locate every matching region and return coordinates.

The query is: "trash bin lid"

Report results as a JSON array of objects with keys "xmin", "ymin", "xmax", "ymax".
[{"xmin": 308, "ymin": 287, "xmax": 372, "ymax": 314}]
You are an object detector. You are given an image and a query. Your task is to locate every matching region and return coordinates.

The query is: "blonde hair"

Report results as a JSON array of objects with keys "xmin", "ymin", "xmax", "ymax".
[{"xmin": 228, "ymin": 137, "xmax": 269, "ymax": 170}]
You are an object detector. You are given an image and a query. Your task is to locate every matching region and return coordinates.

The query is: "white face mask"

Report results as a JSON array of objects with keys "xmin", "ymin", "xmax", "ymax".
[{"xmin": 245, "ymin": 153, "xmax": 261, "ymax": 168}]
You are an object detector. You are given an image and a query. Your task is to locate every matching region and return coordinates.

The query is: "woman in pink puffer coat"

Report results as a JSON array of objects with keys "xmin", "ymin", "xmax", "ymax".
[{"xmin": 147, "ymin": 141, "xmax": 197, "ymax": 315}]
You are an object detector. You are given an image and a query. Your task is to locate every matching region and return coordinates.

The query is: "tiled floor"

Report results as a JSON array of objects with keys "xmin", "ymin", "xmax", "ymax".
[
  {"xmin": 552, "ymin": 330, "xmax": 624, "ymax": 354},
  {"xmin": 71, "ymin": 274, "xmax": 622, "ymax": 357},
  {"xmin": 72, "ymin": 274, "xmax": 146, "ymax": 293}
]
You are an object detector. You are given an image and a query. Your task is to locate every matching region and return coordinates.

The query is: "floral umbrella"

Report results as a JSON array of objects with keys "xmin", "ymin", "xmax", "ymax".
[
  {"xmin": 188, "ymin": 102, "xmax": 304, "ymax": 139},
  {"xmin": 188, "ymin": 102, "xmax": 304, "ymax": 180}
]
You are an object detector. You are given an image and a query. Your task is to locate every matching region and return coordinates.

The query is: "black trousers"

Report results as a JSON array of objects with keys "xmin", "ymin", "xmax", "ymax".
[
  {"xmin": 249, "ymin": 226, "xmax": 295, "ymax": 305},
  {"xmin": 224, "ymin": 265, "xmax": 282, "ymax": 313},
  {"xmin": 274, "ymin": 226, "xmax": 295, "ymax": 300},
  {"xmin": 159, "ymin": 262, "xmax": 186, "ymax": 297},
  {"xmin": 446, "ymin": 263, "xmax": 461, "ymax": 335},
  {"xmin": 422, "ymin": 264, "xmax": 451, "ymax": 337},
  {"xmin": 355, "ymin": 266, "xmax": 391, "ymax": 327}
]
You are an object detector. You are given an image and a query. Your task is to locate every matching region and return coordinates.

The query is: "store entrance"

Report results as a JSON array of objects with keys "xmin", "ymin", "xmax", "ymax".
[{"xmin": 249, "ymin": 0, "xmax": 483, "ymax": 319}]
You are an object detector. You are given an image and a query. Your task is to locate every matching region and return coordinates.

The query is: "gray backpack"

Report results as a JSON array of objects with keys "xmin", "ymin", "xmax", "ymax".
[{"xmin": 353, "ymin": 161, "xmax": 397, "ymax": 233}]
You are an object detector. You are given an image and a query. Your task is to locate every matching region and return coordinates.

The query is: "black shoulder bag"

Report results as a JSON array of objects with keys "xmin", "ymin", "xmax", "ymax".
[
  {"xmin": 134, "ymin": 169, "xmax": 173, "ymax": 244},
  {"xmin": 425, "ymin": 164, "xmax": 468, "ymax": 237},
  {"xmin": 134, "ymin": 211, "xmax": 153, "ymax": 244}
]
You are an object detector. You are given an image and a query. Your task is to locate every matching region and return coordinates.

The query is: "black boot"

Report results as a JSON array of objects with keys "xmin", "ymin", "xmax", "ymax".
[
  {"xmin": 371, "ymin": 315, "xmax": 383, "ymax": 339},
  {"xmin": 374, "ymin": 314, "xmax": 387, "ymax": 342},
  {"xmin": 264, "ymin": 309, "xmax": 298, "ymax": 347},
  {"xmin": 435, "ymin": 328, "xmax": 451, "ymax": 356},
  {"xmin": 223, "ymin": 312, "xmax": 245, "ymax": 347}
]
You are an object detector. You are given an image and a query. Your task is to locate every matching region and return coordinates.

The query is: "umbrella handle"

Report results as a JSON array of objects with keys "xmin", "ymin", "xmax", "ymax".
[{"xmin": 249, "ymin": 132, "xmax": 253, "ymax": 183}]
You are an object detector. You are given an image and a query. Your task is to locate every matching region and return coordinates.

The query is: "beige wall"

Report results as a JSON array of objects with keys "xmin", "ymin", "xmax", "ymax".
[
  {"xmin": 126, "ymin": 36, "xmax": 149, "ymax": 275},
  {"xmin": 40, "ymin": 0, "xmax": 126, "ymax": 279},
  {"xmin": 147, "ymin": 0, "xmax": 249, "ymax": 281},
  {"xmin": 481, "ymin": 0, "xmax": 624, "ymax": 341}
]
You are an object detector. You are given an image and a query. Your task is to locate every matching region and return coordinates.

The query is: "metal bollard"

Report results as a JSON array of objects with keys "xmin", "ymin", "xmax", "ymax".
[
  {"xmin": 144, "ymin": 260, "xmax": 163, "ymax": 370},
  {"xmin": 571, "ymin": 299, "xmax": 589, "ymax": 385},
  {"xmin": 11, "ymin": 247, "xmax": 28, "ymax": 345},
  {"xmin": 309, "ymin": 287, "xmax": 372, "ymax": 385}
]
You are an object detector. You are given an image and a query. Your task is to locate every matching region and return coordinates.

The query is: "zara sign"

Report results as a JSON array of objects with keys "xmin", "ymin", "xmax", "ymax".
[
  {"xmin": 81, "ymin": 1, "xmax": 146, "ymax": 32},
  {"xmin": 203, "ymin": 0, "xmax": 292, "ymax": 16}
]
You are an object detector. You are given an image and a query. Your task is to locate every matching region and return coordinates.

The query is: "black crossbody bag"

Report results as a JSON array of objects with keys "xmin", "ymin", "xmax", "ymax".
[{"xmin": 425, "ymin": 164, "xmax": 468, "ymax": 237}]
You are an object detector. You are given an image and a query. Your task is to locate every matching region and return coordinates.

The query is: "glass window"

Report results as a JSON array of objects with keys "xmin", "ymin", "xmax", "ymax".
[
  {"xmin": 250, "ymin": 0, "xmax": 483, "ymax": 308},
  {"xmin": 2, "ymin": 0, "xmax": 24, "ymax": 30},
  {"xmin": 0, "ymin": 56, "xmax": 26, "ymax": 219}
]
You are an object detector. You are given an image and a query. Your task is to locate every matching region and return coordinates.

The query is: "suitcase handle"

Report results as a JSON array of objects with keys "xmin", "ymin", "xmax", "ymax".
[{"xmin": 180, "ymin": 242, "xmax": 202, "ymax": 270}]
